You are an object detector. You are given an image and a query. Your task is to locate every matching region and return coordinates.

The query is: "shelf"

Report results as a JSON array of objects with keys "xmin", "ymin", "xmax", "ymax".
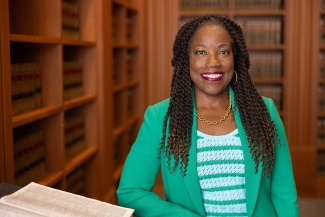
[
  {"xmin": 63, "ymin": 94, "xmax": 96, "ymax": 111},
  {"xmin": 113, "ymin": 115, "xmax": 139, "ymax": 137},
  {"xmin": 37, "ymin": 171, "xmax": 64, "ymax": 187},
  {"xmin": 0, "ymin": 0, "xmax": 142, "ymax": 202},
  {"xmin": 12, "ymin": 105, "xmax": 61, "ymax": 128},
  {"xmin": 316, "ymin": 145, "xmax": 325, "ymax": 150},
  {"xmin": 179, "ymin": 10, "xmax": 230, "ymax": 17},
  {"xmin": 233, "ymin": 10, "xmax": 285, "ymax": 16},
  {"xmin": 62, "ymin": 40, "xmax": 96, "ymax": 46},
  {"xmin": 65, "ymin": 146, "xmax": 97, "ymax": 174},
  {"xmin": 246, "ymin": 45, "xmax": 285, "ymax": 50},
  {"xmin": 252, "ymin": 78, "xmax": 283, "ymax": 84},
  {"xmin": 10, "ymin": 34, "xmax": 61, "ymax": 44}
]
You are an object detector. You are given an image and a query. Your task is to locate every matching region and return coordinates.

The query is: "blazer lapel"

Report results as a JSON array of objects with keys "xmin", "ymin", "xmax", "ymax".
[{"xmin": 230, "ymin": 87, "xmax": 262, "ymax": 216}]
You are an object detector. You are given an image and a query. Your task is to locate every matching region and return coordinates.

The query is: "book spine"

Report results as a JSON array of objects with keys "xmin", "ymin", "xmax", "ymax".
[
  {"xmin": 65, "ymin": 113, "xmax": 86, "ymax": 159},
  {"xmin": 62, "ymin": 1, "xmax": 80, "ymax": 40},
  {"xmin": 67, "ymin": 167, "xmax": 86, "ymax": 195},
  {"xmin": 14, "ymin": 128, "xmax": 45, "ymax": 186},
  {"xmin": 236, "ymin": 18, "xmax": 282, "ymax": 46},
  {"xmin": 255, "ymin": 85, "xmax": 282, "ymax": 110},
  {"xmin": 249, "ymin": 51, "xmax": 282, "ymax": 79},
  {"xmin": 63, "ymin": 61, "xmax": 84, "ymax": 100},
  {"xmin": 11, "ymin": 63, "xmax": 42, "ymax": 116}
]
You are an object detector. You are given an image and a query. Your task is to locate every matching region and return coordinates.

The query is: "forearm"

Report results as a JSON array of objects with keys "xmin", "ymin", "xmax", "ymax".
[{"xmin": 117, "ymin": 187, "xmax": 201, "ymax": 217}]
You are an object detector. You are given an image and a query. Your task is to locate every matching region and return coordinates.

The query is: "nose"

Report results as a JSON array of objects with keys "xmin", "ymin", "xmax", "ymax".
[{"xmin": 205, "ymin": 54, "xmax": 220, "ymax": 68}]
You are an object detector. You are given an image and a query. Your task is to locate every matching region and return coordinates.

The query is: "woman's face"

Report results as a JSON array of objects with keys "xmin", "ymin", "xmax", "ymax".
[{"xmin": 189, "ymin": 24, "xmax": 234, "ymax": 97}]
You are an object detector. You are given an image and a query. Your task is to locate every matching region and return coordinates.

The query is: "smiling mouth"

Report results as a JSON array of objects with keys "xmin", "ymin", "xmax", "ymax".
[{"xmin": 201, "ymin": 73, "xmax": 223, "ymax": 81}]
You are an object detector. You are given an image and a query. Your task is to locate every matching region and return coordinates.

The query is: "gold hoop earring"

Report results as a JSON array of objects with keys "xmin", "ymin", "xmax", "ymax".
[{"xmin": 234, "ymin": 71, "xmax": 238, "ymax": 84}]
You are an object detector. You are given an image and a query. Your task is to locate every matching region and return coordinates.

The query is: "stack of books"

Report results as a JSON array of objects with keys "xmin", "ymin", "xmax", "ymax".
[
  {"xmin": 319, "ymin": 52, "xmax": 325, "ymax": 78},
  {"xmin": 317, "ymin": 118, "xmax": 325, "ymax": 145},
  {"xmin": 64, "ymin": 111, "xmax": 86, "ymax": 159},
  {"xmin": 180, "ymin": 0, "xmax": 229, "ymax": 11},
  {"xmin": 236, "ymin": 18, "xmax": 282, "ymax": 45},
  {"xmin": 255, "ymin": 85, "xmax": 282, "ymax": 110},
  {"xmin": 317, "ymin": 150, "xmax": 325, "ymax": 175},
  {"xmin": 321, "ymin": 17, "xmax": 325, "ymax": 45},
  {"xmin": 13, "ymin": 127, "xmax": 45, "ymax": 187},
  {"xmin": 249, "ymin": 51, "xmax": 282, "ymax": 79},
  {"xmin": 127, "ymin": 89, "xmax": 135, "ymax": 117},
  {"xmin": 235, "ymin": 0, "xmax": 282, "ymax": 10},
  {"xmin": 318, "ymin": 85, "xmax": 325, "ymax": 112},
  {"xmin": 63, "ymin": 61, "xmax": 84, "ymax": 100},
  {"xmin": 62, "ymin": 1, "xmax": 80, "ymax": 40},
  {"xmin": 66, "ymin": 167, "xmax": 86, "ymax": 196},
  {"xmin": 11, "ymin": 63, "xmax": 42, "ymax": 116}
]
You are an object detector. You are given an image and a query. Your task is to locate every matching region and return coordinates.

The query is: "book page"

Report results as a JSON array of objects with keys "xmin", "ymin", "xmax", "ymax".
[
  {"xmin": 0, "ymin": 182, "xmax": 134, "ymax": 217},
  {"xmin": 0, "ymin": 202, "xmax": 47, "ymax": 217}
]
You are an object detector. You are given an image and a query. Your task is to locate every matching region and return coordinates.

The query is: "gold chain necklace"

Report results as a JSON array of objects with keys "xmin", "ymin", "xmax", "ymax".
[{"xmin": 196, "ymin": 92, "xmax": 231, "ymax": 125}]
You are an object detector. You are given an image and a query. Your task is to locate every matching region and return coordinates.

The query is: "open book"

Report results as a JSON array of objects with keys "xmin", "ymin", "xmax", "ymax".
[{"xmin": 0, "ymin": 182, "xmax": 134, "ymax": 217}]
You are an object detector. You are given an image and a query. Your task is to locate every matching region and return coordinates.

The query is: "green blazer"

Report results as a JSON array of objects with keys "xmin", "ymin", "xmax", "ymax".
[{"xmin": 117, "ymin": 88, "xmax": 300, "ymax": 217}]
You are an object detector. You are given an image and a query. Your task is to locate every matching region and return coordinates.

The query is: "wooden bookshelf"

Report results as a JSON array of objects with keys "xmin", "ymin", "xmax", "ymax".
[
  {"xmin": 110, "ymin": 0, "xmax": 145, "ymax": 192},
  {"xmin": 311, "ymin": 0, "xmax": 325, "ymax": 197},
  {"xmin": 0, "ymin": 0, "xmax": 145, "ymax": 203}
]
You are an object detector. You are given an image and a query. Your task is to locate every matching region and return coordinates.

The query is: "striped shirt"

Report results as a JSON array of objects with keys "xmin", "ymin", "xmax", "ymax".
[{"xmin": 197, "ymin": 129, "xmax": 248, "ymax": 217}]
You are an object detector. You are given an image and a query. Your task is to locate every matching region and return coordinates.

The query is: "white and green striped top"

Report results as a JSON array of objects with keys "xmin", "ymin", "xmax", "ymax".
[{"xmin": 197, "ymin": 129, "xmax": 248, "ymax": 217}]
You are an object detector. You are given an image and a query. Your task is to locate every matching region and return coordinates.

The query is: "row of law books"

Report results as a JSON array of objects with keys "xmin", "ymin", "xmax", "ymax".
[
  {"xmin": 126, "ymin": 14, "xmax": 134, "ymax": 42},
  {"xmin": 255, "ymin": 85, "xmax": 282, "ymax": 110},
  {"xmin": 236, "ymin": 18, "xmax": 282, "ymax": 45},
  {"xmin": 317, "ymin": 150, "xmax": 325, "ymax": 175},
  {"xmin": 249, "ymin": 51, "xmax": 282, "ymax": 79},
  {"xmin": 67, "ymin": 166, "xmax": 86, "ymax": 196},
  {"xmin": 65, "ymin": 112, "xmax": 86, "ymax": 159},
  {"xmin": 11, "ymin": 63, "xmax": 42, "ymax": 116},
  {"xmin": 113, "ymin": 136, "xmax": 123, "ymax": 169},
  {"xmin": 63, "ymin": 61, "xmax": 84, "ymax": 100},
  {"xmin": 112, "ymin": 11, "xmax": 119, "ymax": 44},
  {"xmin": 180, "ymin": 0, "xmax": 282, "ymax": 11},
  {"xmin": 318, "ymin": 85, "xmax": 325, "ymax": 112},
  {"xmin": 13, "ymin": 127, "xmax": 45, "ymax": 187},
  {"xmin": 62, "ymin": 1, "xmax": 80, "ymax": 40},
  {"xmin": 180, "ymin": 0, "xmax": 228, "ymax": 11},
  {"xmin": 320, "ymin": 17, "xmax": 325, "ymax": 45},
  {"xmin": 317, "ymin": 118, "xmax": 325, "ymax": 145},
  {"xmin": 234, "ymin": 0, "xmax": 282, "ymax": 10},
  {"xmin": 319, "ymin": 52, "xmax": 325, "ymax": 78},
  {"xmin": 112, "ymin": 51, "xmax": 136, "ymax": 85},
  {"xmin": 113, "ymin": 124, "xmax": 137, "ymax": 168},
  {"xmin": 127, "ymin": 89, "xmax": 135, "ymax": 118},
  {"xmin": 127, "ymin": 50, "xmax": 135, "ymax": 81}
]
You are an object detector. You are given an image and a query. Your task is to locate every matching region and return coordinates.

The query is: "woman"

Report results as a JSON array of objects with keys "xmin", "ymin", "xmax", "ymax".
[{"xmin": 117, "ymin": 15, "xmax": 299, "ymax": 217}]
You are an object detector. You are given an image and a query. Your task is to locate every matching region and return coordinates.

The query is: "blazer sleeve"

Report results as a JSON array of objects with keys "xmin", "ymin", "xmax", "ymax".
[
  {"xmin": 116, "ymin": 106, "xmax": 201, "ymax": 217},
  {"xmin": 265, "ymin": 98, "xmax": 300, "ymax": 217}
]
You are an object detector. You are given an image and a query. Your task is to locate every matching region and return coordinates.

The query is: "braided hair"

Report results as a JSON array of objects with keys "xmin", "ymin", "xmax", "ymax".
[{"xmin": 158, "ymin": 15, "xmax": 279, "ymax": 177}]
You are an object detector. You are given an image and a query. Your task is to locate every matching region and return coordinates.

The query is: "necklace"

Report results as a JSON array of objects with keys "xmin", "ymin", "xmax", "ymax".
[{"xmin": 196, "ymin": 91, "xmax": 231, "ymax": 125}]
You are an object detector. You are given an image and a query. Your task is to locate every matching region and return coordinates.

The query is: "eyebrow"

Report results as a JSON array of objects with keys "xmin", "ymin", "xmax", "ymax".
[{"xmin": 193, "ymin": 43, "xmax": 231, "ymax": 49}]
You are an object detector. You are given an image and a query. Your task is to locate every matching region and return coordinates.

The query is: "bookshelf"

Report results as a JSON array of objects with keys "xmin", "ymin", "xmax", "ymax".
[
  {"xmin": 0, "ymin": 0, "xmax": 145, "ymax": 204},
  {"xmin": 110, "ymin": 0, "xmax": 145, "ymax": 194},
  {"xmin": 311, "ymin": 0, "xmax": 325, "ymax": 197}
]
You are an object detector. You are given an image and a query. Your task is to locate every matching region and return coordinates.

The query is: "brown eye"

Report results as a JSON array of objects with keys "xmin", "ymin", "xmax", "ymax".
[{"xmin": 195, "ymin": 50, "xmax": 205, "ymax": 55}]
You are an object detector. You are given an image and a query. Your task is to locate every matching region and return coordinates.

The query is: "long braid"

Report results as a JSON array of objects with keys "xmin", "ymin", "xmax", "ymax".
[{"xmin": 158, "ymin": 15, "xmax": 279, "ymax": 177}]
